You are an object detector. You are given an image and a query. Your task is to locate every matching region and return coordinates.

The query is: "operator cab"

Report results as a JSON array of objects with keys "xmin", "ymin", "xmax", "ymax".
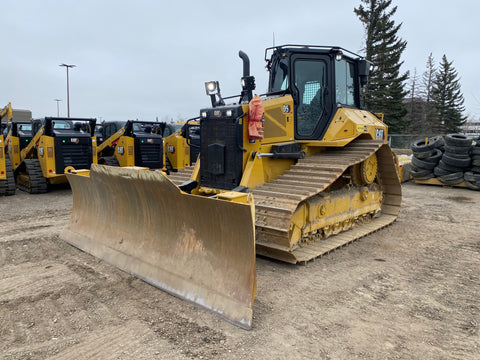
[
  {"xmin": 266, "ymin": 45, "xmax": 372, "ymax": 141},
  {"xmin": 28, "ymin": 117, "xmax": 97, "ymax": 174},
  {"xmin": 124, "ymin": 120, "xmax": 164, "ymax": 169},
  {"xmin": 1, "ymin": 123, "xmax": 7, "ymax": 137},
  {"xmin": 9, "ymin": 121, "xmax": 33, "ymax": 150}
]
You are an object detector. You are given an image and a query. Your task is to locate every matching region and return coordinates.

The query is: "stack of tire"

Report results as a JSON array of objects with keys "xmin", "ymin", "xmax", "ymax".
[
  {"xmin": 410, "ymin": 136, "xmax": 444, "ymax": 180},
  {"xmin": 464, "ymin": 140, "xmax": 480, "ymax": 190},
  {"xmin": 433, "ymin": 134, "xmax": 472, "ymax": 186}
]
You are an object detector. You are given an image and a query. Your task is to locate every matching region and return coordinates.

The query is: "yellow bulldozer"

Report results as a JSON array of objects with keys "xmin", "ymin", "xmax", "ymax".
[{"xmin": 62, "ymin": 45, "xmax": 401, "ymax": 329}]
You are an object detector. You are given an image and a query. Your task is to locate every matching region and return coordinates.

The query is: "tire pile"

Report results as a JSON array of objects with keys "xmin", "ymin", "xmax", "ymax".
[{"xmin": 410, "ymin": 134, "xmax": 480, "ymax": 191}]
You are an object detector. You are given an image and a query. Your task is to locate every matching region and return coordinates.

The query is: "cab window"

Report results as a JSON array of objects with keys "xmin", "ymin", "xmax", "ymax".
[
  {"xmin": 163, "ymin": 126, "xmax": 172, "ymax": 137},
  {"xmin": 18, "ymin": 123, "xmax": 32, "ymax": 131},
  {"xmin": 52, "ymin": 120, "xmax": 73, "ymax": 129},
  {"xmin": 271, "ymin": 58, "xmax": 289, "ymax": 92},
  {"xmin": 294, "ymin": 59, "xmax": 327, "ymax": 136},
  {"xmin": 104, "ymin": 123, "xmax": 118, "ymax": 138},
  {"xmin": 335, "ymin": 59, "xmax": 357, "ymax": 106}
]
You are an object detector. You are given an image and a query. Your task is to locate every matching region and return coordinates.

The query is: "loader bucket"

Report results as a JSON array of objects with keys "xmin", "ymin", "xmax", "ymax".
[{"xmin": 62, "ymin": 165, "xmax": 256, "ymax": 329}]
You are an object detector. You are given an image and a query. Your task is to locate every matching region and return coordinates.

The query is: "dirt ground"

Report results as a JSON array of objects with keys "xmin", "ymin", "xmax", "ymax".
[{"xmin": 1, "ymin": 182, "xmax": 479, "ymax": 360}]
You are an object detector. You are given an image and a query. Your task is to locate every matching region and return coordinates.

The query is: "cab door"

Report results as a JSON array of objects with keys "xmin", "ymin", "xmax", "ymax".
[{"xmin": 290, "ymin": 54, "xmax": 334, "ymax": 140}]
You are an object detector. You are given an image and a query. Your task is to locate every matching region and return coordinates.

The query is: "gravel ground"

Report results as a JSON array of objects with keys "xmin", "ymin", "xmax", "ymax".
[{"xmin": 0, "ymin": 182, "xmax": 479, "ymax": 359}]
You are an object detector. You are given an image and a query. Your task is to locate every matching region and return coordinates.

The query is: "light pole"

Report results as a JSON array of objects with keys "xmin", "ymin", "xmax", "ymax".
[
  {"xmin": 54, "ymin": 99, "xmax": 61, "ymax": 117},
  {"xmin": 59, "ymin": 63, "xmax": 76, "ymax": 117}
]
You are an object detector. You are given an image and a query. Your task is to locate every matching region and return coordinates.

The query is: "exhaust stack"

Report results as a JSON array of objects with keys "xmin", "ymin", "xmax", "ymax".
[{"xmin": 239, "ymin": 51, "xmax": 255, "ymax": 103}]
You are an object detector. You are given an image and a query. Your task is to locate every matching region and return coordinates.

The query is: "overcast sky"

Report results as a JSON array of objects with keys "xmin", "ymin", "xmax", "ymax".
[{"xmin": 2, "ymin": 0, "xmax": 479, "ymax": 125}]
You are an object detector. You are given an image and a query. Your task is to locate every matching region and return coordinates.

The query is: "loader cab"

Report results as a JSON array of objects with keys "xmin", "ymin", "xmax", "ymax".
[
  {"xmin": 267, "ymin": 46, "xmax": 370, "ymax": 140},
  {"xmin": 124, "ymin": 120, "xmax": 164, "ymax": 169},
  {"xmin": 96, "ymin": 121, "xmax": 126, "ymax": 147},
  {"xmin": 149, "ymin": 122, "xmax": 175, "ymax": 138},
  {"xmin": 41, "ymin": 117, "xmax": 97, "ymax": 173},
  {"xmin": 103, "ymin": 121, "xmax": 125, "ymax": 139},
  {"xmin": 181, "ymin": 122, "xmax": 201, "ymax": 164},
  {"xmin": 94, "ymin": 124, "xmax": 104, "ymax": 144},
  {"xmin": 10, "ymin": 121, "xmax": 33, "ymax": 150}
]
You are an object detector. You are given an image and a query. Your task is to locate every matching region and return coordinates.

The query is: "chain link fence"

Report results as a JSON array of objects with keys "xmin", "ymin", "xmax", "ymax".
[
  {"xmin": 388, "ymin": 134, "xmax": 439, "ymax": 149},
  {"xmin": 389, "ymin": 133, "xmax": 480, "ymax": 149}
]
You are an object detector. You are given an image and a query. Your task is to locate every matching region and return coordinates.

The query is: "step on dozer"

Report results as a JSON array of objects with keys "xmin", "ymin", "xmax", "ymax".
[{"xmin": 62, "ymin": 164, "xmax": 256, "ymax": 329}]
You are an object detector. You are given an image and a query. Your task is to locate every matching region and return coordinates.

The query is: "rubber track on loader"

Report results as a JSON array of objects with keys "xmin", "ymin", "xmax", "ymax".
[
  {"xmin": 16, "ymin": 159, "xmax": 48, "ymax": 194},
  {"xmin": 251, "ymin": 139, "xmax": 401, "ymax": 263},
  {"xmin": 167, "ymin": 166, "xmax": 194, "ymax": 185},
  {"xmin": 0, "ymin": 158, "xmax": 16, "ymax": 196}
]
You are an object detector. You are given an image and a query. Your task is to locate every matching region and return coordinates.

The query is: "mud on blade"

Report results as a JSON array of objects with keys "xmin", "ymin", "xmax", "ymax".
[{"xmin": 62, "ymin": 165, "xmax": 256, "ymax": 329}]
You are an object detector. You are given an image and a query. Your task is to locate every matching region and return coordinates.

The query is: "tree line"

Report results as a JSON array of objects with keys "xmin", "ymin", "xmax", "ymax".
[{"xmin": 354, "ymin": 0, "xmax": 467, "ymax": 135}]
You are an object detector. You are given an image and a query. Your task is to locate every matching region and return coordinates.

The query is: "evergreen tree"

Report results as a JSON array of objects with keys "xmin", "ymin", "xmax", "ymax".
[
  {"xmin": 354, "ymin": 0, "xmax": 409, "ymax": 133},
  {"xmin": 420, "ymin": 53, "xmax": 440, "ymax": 132},
  {"xmin": 431, "ymin": 55, "xmax": 466, "ymax": 133},
  {"xmin": 406, "ymin": 68, "xmax": 425, "ymax": 134}
]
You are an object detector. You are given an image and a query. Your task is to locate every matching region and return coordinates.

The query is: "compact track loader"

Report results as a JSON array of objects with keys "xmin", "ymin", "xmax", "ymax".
[
  {"xmin": 163, "ymin": 119, "xmax": 200, "ymax": 171},
  {"xmin": 14, "ymin": 117, "xmax": 97, "ymax": 193},
  {"xmin": 0, "ymin": 135, "xmax": 15, "ymax": 196},
  {"xmin": 1, "ymin": 103, "xmax": 33, "ymax": 195},
  {"xmin": 162, "ymin": 119, "xmax": 201, "ymax": 185},
  {"xmin": 5, "ymin": 120, "xmax": 34, "ymax": 169},
  {"xmin": 96, "ymin": 120, "xmax": 164, "ymax": 168},
  {"xmin": 62, "ymin": 45, "xmax": 401, "ymax": 329}
]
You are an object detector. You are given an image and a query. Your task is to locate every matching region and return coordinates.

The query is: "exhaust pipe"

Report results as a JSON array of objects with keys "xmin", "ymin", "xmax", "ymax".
[
  {"xmin": 239, "ymin": 51, "xmax": 255, "ymax": 103},
  {"xmin": 239, "ymin": 50, "xmax": 250, "ymax": 77}
]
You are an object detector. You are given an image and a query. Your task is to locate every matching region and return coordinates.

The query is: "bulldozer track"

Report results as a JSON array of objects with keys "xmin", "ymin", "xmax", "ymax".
[
  {"xmin": 15, "ymin": 159, "xmax": 48, "ymax": 194},
  {"xmin": 251, "ymin": 139, "xmax": 401, "ymax": 263},
  {"xmin": 167, "ymin": 166, "xmax": 194, "ymax": 185}
]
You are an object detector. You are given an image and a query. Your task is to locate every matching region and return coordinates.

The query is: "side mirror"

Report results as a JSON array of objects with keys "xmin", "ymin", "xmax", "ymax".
[{"xmin": 358, "ymin": 59, "xmax": 373, "ymax": 87}]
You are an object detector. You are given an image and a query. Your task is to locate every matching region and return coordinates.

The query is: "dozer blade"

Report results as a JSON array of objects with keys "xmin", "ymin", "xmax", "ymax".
[{"xmin": 61, "ymin": 165, "xmax": 256, "ymax": 329}]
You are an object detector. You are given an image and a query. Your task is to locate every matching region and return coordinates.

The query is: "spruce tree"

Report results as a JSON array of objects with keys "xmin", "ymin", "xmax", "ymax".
[
  {"xmin": 354, "ymin": 0, "xmax": 409, "ymax": 133},
  {"xmin": 420, "ymin": 53, "xmax": 440, "ymax": 132},
  {"xmin": 406, "ymin": 68, "xmax": 425, "ymax": 134},
  {"xmin": 431, "ymin": 55, "xmax": 466, "ymax": 133}
]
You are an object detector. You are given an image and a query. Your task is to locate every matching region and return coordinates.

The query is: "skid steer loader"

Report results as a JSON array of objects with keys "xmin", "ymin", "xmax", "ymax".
[
  {"xmin": 162, "ymin": 119, "xmax": 202, "ymax": 185},
  {"xmin": 62, "ymin": 45, "xmax": 401, "ymax": 329},
  {"xmin": 14, "ymin": 117, "xmax": 97, "ymax": 193},
  {"xmin": 0, "ymin": 102, "xmax": 32, "ymax": 195},
  {"xmin": 96, "ymin": 120, "xmax": 164, "ymax": 168},
  {"xmin": 0, "ymin": 135, "xmax": 16, "ymax": 196},
  {"xmin": 162, "ymin": 119, "xmax": 200, "ymax": 170},
  {"xmin": 5, "ymin": 120, "xmax": 34, "ymax": 169}
]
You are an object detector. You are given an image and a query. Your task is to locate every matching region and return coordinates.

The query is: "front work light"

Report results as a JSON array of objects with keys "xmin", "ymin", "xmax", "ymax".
[
  {"xmin": 205, "ymin": 81, "xmax": 220, "ymax": 95},
  {"xmin": 204, "ymin": 80, "xmax": 225, "ymax": 107}
]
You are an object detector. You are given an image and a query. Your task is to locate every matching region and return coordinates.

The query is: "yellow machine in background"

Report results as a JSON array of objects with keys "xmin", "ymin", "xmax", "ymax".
[
  {"xmin": 164, "ymin": 123, "xmax": 191, "ymax": 170},
  {"xmin": 1, "ymin": 102, "xmax": 32, "ymax": 195},
  {"xmin": 62, "ymin": 45, "xmax": 401, "ymax": 329},
  {"xmin": 162, "ymin": 119, "xmax": 201, "ymax": 185},
  {"xmin": 97, "ymin": 120, "xmax": 164, "ymax": 169},
  {"xmin": 4, "ymin": 111, "xmax": 34, "ymax": 171},
  {"xmin": 14, "ymin": 117, "xmax": 97, "ymax": 193},
  {"xmin": 0, "ymin": 134, "xmax": 16, "ymax": 196},
  {"xmin": 0, "ymin": 104, "xmax": 14, "ymax": 195}
]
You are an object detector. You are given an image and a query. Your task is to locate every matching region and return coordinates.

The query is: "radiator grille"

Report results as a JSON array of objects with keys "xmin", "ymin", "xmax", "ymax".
[{"xmin": 134, "ymin": 139, "xmax": 163, "ymax": 168}]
